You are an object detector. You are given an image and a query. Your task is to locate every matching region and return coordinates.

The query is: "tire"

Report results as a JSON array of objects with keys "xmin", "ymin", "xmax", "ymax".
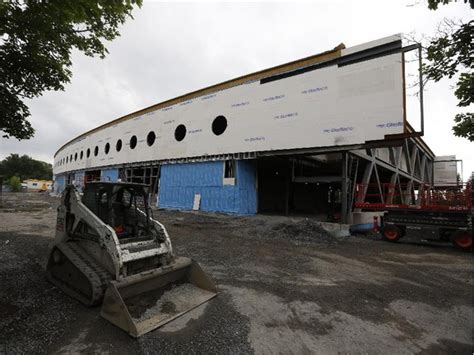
[
  {"xmin": 451, "ymin": 230, "xmax": 473, "ymax": 251},
  {"xmin": 381, "ymin": 225, "xmax": 402, "ymax": 242}
]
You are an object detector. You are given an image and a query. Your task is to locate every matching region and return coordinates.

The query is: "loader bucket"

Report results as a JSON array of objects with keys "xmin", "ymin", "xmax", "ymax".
[{"xmin": 100, "ymin": 256, "xmax": 217, "ymax": 337}]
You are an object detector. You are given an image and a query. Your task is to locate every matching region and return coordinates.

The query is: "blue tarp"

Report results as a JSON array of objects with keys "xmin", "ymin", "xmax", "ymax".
[{"xmin": 158, "ymin": 160, "xmax": 257, "ymax": 214}]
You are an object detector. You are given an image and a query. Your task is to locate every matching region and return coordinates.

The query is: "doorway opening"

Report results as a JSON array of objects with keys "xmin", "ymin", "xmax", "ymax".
[
  {"xmin": 121, "ymin": 165, "xmax": 161, "ymax": 206},
  {"xmin": 257, "ymin": 155, "xmax": 344, "ymax": 222}
]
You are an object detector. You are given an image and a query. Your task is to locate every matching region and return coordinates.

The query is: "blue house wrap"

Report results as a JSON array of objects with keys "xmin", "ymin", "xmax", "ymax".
[
  {"xmin": 74, "ymin": 171, "xmax": 85, "ymax": 192},
  {"xmin": 101, "ymin": 169, "xmax": 119, "ymax": 181},
  {"xmin": 54, "ymin": 175, "xmax": 66, "ymax": 194},
  {"xmin": 158, "ymin": 160, "xmax": 257, "ymax": 214},
  {"xmin": 54, "ymin": 169, "xmax": 118, "ymax": 194}
]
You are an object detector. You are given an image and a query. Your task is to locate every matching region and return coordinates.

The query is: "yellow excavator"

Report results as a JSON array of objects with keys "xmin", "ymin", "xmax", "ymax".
[{"xmin": 46, "ymin": 182, "xmax": 217, "ymax": 337}]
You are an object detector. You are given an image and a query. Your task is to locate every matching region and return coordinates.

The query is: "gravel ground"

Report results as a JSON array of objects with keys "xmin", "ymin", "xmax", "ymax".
[{"xmin": 0, "ymin": 192, "xmax": 472, "ymax": 354}]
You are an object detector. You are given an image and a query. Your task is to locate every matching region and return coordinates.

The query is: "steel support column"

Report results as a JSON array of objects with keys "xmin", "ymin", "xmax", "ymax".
[{"xmin": 341, "ymin": 152, "xmax": 349, "ymax": 224}]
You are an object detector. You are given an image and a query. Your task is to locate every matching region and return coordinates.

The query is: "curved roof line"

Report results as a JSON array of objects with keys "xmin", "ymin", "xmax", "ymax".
[{"xmin": 55, "ymin": 43, "xmax": 345, "ymax": 157}]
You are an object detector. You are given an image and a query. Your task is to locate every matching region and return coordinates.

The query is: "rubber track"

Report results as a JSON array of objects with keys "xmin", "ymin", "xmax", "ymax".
[{"xmin": 55, "ymin": 242, "xmax": 112, "ymax": 306}]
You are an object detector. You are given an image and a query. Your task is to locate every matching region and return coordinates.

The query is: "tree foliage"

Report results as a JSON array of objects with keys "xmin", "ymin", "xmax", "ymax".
[
  {"xmin": 427, "ymin": 0, "xmax": 474, "ymax": 10},
  {"xmin": 423, "ymin": 0, "xmax": 473, "ymax": 141},
  {"xmin": 0, "ymin": 154, "xmax": 53, "ymax": 181},
  {"xmin": 0, "ymin": 0, "xmax": 142, "ymax": 140},
  {"xmin": 8, "ymin": 175, "xmax": 21, "ymax": 192}
]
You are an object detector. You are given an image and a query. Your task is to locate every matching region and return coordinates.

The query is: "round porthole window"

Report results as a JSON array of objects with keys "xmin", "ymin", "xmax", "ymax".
[
  {"xmin": 174, "ymin": 124, "xmax": 186, "ymax": 142},
  {"xmin": 212, "ymin": 115, "xmax": 227, "ymax": 136},
  {"xmin": 87, "ymin": 148, "xmax": 91, "ymax": 158},
  {"xmin": 116, "ymin": 139, "xmax": 122, "ymax": 152},
  {"xmin": 147, "ymin": 131, "xmax": 156, "ymax": 146},
  {"xmin": 74, "ymin": 153, "xmax": 77, "ymax": 161},
  {"xmin": 80, "ymin": 151, "xmax": 83, "ymax": 160},
  {"xmin": 105, "ymin": 142, "xmax": 110, "ymax": 155},
  {"xmin": 94, "ymin": 146, "xmax": 99, "ymax": 156},
  {"xmin": 130, "ymin": 135, "xmax": 137, "ymax": 149}
]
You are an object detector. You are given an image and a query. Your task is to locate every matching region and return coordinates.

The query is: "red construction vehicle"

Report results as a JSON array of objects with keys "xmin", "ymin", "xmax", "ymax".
[{"xmin": 354, "ymin": 182, "xmax": 473, "ymax": 251}]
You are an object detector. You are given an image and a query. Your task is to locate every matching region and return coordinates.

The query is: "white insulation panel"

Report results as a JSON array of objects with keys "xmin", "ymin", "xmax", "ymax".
[
  {"xmin": 54, "ymin": 47, "xmax": 404, "ymax": 174},
  {"xmin": 433, "ymin": 155, "xmax": 458, "ymax": 186}
]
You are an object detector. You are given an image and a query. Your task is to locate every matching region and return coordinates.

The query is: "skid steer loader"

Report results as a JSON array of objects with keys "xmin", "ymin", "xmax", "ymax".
[{"xmin": 46, "ymin": 182, "xmax": 217, "ymax": 337}]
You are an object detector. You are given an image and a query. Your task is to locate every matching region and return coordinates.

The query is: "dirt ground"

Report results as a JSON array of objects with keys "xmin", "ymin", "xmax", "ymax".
[{"xmin": 0, "ymin": 192, "xmax": 472, "ymax": 354}]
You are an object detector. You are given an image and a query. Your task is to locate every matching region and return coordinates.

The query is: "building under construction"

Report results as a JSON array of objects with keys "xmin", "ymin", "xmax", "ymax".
[{"xmin": 53, "ymin": 34, "xmax": 457, "ymax": 223}]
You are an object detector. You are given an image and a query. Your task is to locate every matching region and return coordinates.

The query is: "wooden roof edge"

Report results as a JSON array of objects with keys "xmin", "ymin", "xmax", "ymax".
[{"xmin": 54, "ymin": 43, "xmax": 346, "ymax": 157}]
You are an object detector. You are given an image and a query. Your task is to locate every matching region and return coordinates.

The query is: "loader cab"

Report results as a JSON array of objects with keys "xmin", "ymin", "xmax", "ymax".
[{"xmin": 82, "ymin": 182, "xmax": 153, "ymax": 240}]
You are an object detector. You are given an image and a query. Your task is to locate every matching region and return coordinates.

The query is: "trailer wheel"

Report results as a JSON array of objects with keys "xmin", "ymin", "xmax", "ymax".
[
  {"xmin": 381, "ymin": 225, "xmax": 402, "ymax": 242},
  {"xmin": 451, "ymin": 230, "xmax": 473, "ymax": 251}
]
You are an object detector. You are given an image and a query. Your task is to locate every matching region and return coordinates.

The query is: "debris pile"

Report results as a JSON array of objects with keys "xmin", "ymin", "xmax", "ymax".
[{"xmin": 269, "ymin": 219, "xmax": 338, "ymax": 244}]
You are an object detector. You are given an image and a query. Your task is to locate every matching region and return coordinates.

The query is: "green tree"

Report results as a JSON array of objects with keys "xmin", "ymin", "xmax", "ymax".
[
  {"xmin": 0, "ymin": 0, "xmax": 142, "ymax": 140},
  {"xmin": 423, "ymin": 0, "xmax": 473, "ymax": 141},
  {"xmin": 0, "ymin": 154, "xmax": 53, "ymax": 181},
  {"xmin": 8, "ymin": 176, "xmax": 21, "ymax": 192}
]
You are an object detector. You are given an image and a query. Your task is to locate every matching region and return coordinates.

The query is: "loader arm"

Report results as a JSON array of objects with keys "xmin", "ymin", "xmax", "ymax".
[
  {"xmin": 66, "ymin": 187, "xmax": 124, "ymax": 279},
  {"xmin": 136, "ymin": 207, "xmax": 173, "ymax": 256},
  {"xmin": 54, "ymin": 186, "xmax": 123, "ymax": 279}
]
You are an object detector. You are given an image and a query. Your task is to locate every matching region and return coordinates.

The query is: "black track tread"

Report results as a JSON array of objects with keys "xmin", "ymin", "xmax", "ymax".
[{"xmin": 50, "ymin": 242, "xmax": 112, "ymax": 306}]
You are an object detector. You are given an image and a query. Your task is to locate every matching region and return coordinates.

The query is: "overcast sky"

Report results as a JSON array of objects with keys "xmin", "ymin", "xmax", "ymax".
[{"xmin": 0, "ymin": 0, "xmax": 472, "ymax": 179}]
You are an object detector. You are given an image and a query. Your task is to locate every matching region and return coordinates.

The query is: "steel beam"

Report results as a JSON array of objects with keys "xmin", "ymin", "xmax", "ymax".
[{"xmin": 341, "ymin": 152, "xmax": 349, "ymax": 224}]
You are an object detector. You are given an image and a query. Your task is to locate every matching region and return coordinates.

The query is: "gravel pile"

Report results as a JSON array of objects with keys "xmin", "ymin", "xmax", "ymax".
[
  {"xmin": 233, "ymin": 218, "xmax": 341, "ymax": 246},
  {"xmin": 156, "ymin": 210, "xmax": 343, "ymax": 246},
  {"xmin": 269, "ymin": 219, "xmax": 336, "ymax": 244}
]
